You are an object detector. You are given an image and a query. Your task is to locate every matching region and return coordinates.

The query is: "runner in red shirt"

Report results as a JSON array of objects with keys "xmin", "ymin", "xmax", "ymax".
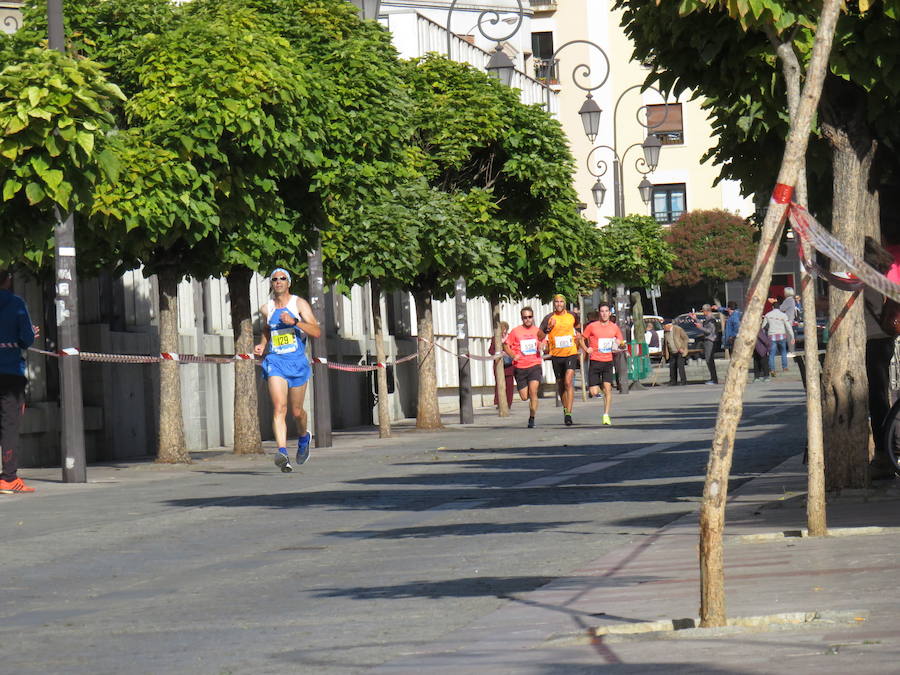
[
  {"xmin": 580, "ymin": 303, "xmax": 625, "ymax": 426},
  {"xmin": 504, "ymin": 307, "xmax": 544, "ymax": 428}
]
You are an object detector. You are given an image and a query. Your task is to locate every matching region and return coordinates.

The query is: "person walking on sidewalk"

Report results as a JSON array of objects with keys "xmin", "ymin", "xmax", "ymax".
[
  {"xmin": 504, "ymin": 307, "xmax": 544, "ymax": 428},
  {"xmin": 540, "ymin": 294, "xmax": 581, "ymax": 426},
  {"xmin": 723, "ymin": 300, "xmax": 742, "ymax": 354},
  {"xmin": 254, "ymin": 268, "xmax": 321, "ymax": 472},
  {"xmin": 581, "ymin": 304, "xmax": 625, "ymax": 425},
  {"xmin": 662, "ymin": 321, "xmax": 689, "ymax": 385},
  {"xmin": 692, "ymin": 304, "xmax": 719, "ymax": 384},
  {"xmin": 763, "ymin": 299, "xmax": 794, "ymax": 376},
  {"xmin": 753, "ymin": 324, "xmax": 771, "ymax": 382},
  {"xmin": 0, "ymin": 269, "xmax": 38, "ymax": 494}
]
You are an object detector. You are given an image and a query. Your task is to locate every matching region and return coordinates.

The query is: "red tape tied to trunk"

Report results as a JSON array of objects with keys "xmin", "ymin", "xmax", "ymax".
[{"xmin": 772, "ymin": 183, "xmax": 794, "ymax": 204}]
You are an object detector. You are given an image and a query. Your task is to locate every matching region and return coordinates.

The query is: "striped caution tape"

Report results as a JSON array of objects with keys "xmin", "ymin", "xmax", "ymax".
[
  {"xmin": 418, "ymin": 336, "xmax": 505, "ymax": 362},
  {"xmin": 18, "ymin": 346, "xmax": 421, "ymax": 372},
  {"xmin": 789, "ymin": 203, "xmax": 900, "ymax": 302}
]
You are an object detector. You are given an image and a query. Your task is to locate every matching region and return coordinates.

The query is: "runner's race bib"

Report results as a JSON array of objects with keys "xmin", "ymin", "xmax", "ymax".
[
  {"xmin": 597, "ymin": 337, "xmax": 617, "ymax": 352},
  {"xmin": 520, "ymin": 338, "xmax": 538, "ymax": 355},
  {"xmin": 271, "ymin": 327, "xmax": 298, "ymax": 355},
  {"xmin": 554, "ymin": 334, "xmax": 573, "ymax": 349}
]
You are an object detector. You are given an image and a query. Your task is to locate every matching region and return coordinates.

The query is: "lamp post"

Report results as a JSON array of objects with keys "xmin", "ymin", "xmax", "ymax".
[
  {"xmin": 585, "ymin": 84, "xmax": 669, "ymax": 218},
  {"xmin": 47, "ymin": 0, "xmax": 87, "ymax": 482}
]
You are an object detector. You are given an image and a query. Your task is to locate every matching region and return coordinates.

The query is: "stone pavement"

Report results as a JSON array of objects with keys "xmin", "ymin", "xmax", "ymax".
[
  {"xmin": 6, "ymin": 361, "xmax": 900, "ymax": 673},
  {"xmin": 373, "ymin": 456, "xmax": 900, "ymax": 673}
]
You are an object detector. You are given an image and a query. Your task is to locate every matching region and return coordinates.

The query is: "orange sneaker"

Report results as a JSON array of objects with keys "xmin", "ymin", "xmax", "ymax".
[{"xmin": 0, "ymin": 477, "xmax": 35, "ymax": 494}]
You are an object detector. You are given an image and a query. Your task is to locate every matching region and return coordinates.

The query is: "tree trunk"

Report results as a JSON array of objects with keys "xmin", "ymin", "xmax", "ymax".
[
  {"xmin": 698, "ymin": 0, "xmax": 841, "ymax": 627},
  {"xmin": 371, "ymin": 280, "xmax": 392, "ymax": 438},
  {"xmin": 819, "ymin": 73, "xmax": 880, "ymax": 490},
  {"xmin": 770, "ymin": 32, "xmax": 826, "ymax": 535},
  {"xmin": 156, "ymin": 267, "xmax": 190, "ymax": 464},
  {"xmin": 227, "ymin": 266, "xmax": 262, "ymax": 455},
  {"xmin": 491, "ymin": 295, "xmax": 509, "ymax": 417},
  {"xmin": 413, "ymin": 288, "xmax": 443, "ymax": 429}
]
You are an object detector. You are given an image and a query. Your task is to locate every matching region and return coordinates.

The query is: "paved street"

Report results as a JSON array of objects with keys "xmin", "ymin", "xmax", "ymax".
[{"xmin": 0, "ymin": 369, "xmax": 866, "ymax": 673}]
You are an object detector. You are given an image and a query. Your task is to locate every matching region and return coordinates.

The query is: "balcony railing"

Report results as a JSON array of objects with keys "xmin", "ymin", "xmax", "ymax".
[
  {"xmin": 402, "ymin": 12, "xmax": 558, "ymax": 115},
  {"xmin": 653, "ymin": 210, "xmax": 684, "ymax": 225}
]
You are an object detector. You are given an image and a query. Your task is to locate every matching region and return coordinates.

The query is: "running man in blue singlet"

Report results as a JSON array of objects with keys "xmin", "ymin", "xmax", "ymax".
[{"xmin": 253, "ymin": 268, "xmax": 321, "ymax": 472}]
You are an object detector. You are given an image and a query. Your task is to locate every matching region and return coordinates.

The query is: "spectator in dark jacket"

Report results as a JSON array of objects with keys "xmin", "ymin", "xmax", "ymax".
[
  {"xmin": 0, "ymin": 269, "xmax": 38, "ymax": 494},
  {"xmin": 863, "ymin": 237, "xmax": 897, "ymax": 478},
  {"xmin": 692, "ymin": 304, "xmax": 719, "ymax": 384},
  {"xmin": 753, "ymin": 325, "xmax": 771, "ymax": 382}
]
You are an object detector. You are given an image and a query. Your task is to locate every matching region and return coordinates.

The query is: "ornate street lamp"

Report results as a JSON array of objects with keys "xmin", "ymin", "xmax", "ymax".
[
  {"xmin": 349, "ymin": 0, "xmax": 381, "ymax": 20},
  {"xmin": 641, "ymin": 134, "xmax": 662, "ymax": 172},
  {"xmin": 579, "ymin": 94, "xmax": 602, "ymax": 143},
  {"xmin": 485, "ymin": 47, "xmax": 516, "ymax": 87},
  {"xmin": 591, "ymin": 179, "xmax": 607, "ymax": 208},
  {"xmin": 638, "ymin": 177, "xmax": 653, "ymax": 205},
  {"xmin": 446, "ymin": 1, "xmax": 525, "ymax": 66}
]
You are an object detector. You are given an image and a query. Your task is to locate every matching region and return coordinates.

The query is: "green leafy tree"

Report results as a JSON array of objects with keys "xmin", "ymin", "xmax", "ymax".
[
  {"xmin": 0, "ymin": 47, "xmax": 123, "ymax": 267},
  {"xmin": 400, "ymin": 55, "xmax": 596, "ymax": 424},
  {"xmin": 185, "ymin": 0, "xmax": 416, "ymax": 440},
  {"xmin": 596, "ymin": 214, "xmax": 674, "ymax": 288},
  {"xmin": 664, "ymin": 209, "xmax": 755, "ymax": 298},
  {"xmin": 118, "ymin": 10, "xmax": 330, "ymax": 460}
]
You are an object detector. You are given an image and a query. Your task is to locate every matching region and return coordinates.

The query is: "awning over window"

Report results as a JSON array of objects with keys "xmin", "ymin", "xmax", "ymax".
[{"xmin": 646, "ymin": 103, "xmax": 682, "ymax": 132}]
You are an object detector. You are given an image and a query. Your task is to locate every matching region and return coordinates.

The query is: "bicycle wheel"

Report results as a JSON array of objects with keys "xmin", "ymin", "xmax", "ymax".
[{"xmin": 881, "ymin": 397, "xmax": 900, "ymax": 474}]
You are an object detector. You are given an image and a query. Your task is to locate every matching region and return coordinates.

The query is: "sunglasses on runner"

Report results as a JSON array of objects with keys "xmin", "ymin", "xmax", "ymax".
[
  {"xmin": 272, "ymin": 276, "xmax": 289, "ymax": 281},
  {"xmin": 522, "ymin": 314, "xmax": 533, "ymax": 319}
]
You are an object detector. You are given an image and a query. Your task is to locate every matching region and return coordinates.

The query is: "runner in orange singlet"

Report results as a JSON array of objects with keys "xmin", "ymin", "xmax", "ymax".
[{"xmin": 540, "ymin": 294, "xmax": 581, "ymax": 426}]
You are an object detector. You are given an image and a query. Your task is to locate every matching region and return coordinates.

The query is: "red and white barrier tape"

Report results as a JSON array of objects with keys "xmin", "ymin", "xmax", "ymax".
[
  {"xmin": 789, "ymin": 203, "xmax": 900, "ymax": 302},
  {"xmin": 13, "ymin": 346, "xmax": 422, "ymax": 372},
  {"xmin": 8, "ymin": 334, "xmax": 618, "ymax": 371},
  {"xmin": 417, "ymin": 336, "xmax": 505, "ymax": 363}
]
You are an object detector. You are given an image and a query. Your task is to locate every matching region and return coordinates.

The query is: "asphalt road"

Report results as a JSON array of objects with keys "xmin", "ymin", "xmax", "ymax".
[{"xmin": 1, "ymin": 373, "xmax": 804, "ymax": 674}]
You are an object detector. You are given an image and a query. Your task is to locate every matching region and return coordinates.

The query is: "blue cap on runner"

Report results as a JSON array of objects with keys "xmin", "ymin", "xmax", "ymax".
[{"xmin": 270, "ymin": 268, "xmax": 292, "ymax": 283}]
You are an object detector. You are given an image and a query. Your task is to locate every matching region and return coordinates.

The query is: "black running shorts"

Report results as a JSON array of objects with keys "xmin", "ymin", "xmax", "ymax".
[
  {"xmin": 551, "ymin": 355, "xmax": 578, "ymax": 380},
  {"xmin": 513, "ymin": 364, "xmax": 543, "ymax": 390},
  {"xmin": 588, "ymin": 360, "xmax": 615, "ymax": 386}
]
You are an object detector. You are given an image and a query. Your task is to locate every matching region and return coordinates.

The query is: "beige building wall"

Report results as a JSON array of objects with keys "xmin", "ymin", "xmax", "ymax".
[{"xmin": 530, "ymin": 0, "xmax": 753, "ymax": 225}]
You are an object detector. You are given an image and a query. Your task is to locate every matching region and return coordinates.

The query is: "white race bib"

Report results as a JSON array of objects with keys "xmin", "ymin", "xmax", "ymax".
[
  {"xmin": 597, "ymin": 337, "xmax": 617, "ymax": 352},
  {"xmin": 520, "ymin": 338, "xmax": 537, "ymax": 355},
  {"xmin": 271, "ymin": 328, "xmax": 298, "ymax": 355},
  {"xmin": 554, "ymin": 334, "xmax": 573, "ymax": 349}
]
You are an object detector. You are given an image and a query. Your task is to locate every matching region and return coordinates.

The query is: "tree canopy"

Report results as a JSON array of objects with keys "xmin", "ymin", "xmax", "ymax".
[
  {"xmin": 664, "ymin": 209, "xmax": 756, "ymax": 287},
  {"xmin": 0, "ymin": 46, "xmax": 123, "ymax": 267},
  {"xmin": 595, "ymin": 214, "xmax": 674, "ymax": 288}
]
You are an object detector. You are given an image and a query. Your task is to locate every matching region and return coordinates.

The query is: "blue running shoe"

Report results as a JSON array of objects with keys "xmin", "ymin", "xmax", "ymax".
[
  {"xmin": 296, "ymin": 432, "xmax": 311, "ymax": 465},
  {"xmin": 274, "ymin": 447, "xmax": 293, "ymax": 473}
]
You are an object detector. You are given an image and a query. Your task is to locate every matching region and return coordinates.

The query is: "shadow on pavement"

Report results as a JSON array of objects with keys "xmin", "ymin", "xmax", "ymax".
[
  {"xmin": 311, "ymin": 574, "xmax": 664, "ymax": 600},
  {"xmin": 321, "ymin": 520, "xmax": 592, "ymax": 539}
]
